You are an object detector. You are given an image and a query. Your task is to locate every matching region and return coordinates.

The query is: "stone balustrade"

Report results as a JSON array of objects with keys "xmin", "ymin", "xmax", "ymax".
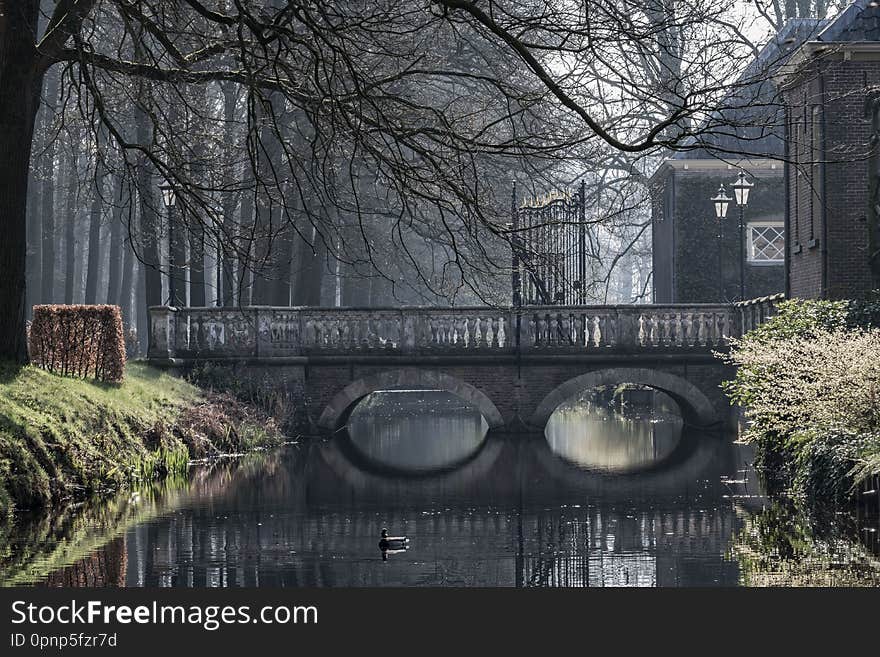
[
  {"xmin": 735, "ymin": 293, "xmax": 785, "ymax": 335},
  {"xmin": 148, "ymin": 304, "xmax": 741, "ymax": 360}
]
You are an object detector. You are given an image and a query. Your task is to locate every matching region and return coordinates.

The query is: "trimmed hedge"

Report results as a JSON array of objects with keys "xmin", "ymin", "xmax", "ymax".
[{"xmin": 28, "ymin": 305, "xmax": 126, "ymax": 383}]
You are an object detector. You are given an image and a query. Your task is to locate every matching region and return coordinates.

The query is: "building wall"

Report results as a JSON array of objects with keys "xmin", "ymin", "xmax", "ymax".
[
  {"xmin": 651, "ymin": 165, "xmax": 785, "ymax": 303},
  {"xmin": 785, "ymin": 55, "xmax": 880, "ymax": 300},
  {"xmin": 650, "ymin": 173, "xmax": 675, "ymax": 302}
]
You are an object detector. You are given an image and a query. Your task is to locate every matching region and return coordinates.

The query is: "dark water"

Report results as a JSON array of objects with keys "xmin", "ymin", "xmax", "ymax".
[{"xmin": 2, "ymin": 391, "xmax": 879, "ymax": 587}]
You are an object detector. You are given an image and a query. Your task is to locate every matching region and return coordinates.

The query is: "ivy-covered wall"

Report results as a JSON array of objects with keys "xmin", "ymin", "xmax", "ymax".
[{"xmin": 652, "ymin": 167, "xmax": 785, "ymax": 303}]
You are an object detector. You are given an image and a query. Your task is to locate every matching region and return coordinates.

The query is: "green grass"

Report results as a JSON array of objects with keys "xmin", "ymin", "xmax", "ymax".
[{"xmin": 0, "ymin": 361, "xmax": 280, "ymax": 516}]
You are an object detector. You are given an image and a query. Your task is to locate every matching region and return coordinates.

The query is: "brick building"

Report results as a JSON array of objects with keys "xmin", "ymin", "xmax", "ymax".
[
  {"xmin": 651, "ymin": 20, "xmax": 822, "ymax": 303},
  {"xmin": 780, "ymin": 0, "xmax": 880, "ymax": 299}
]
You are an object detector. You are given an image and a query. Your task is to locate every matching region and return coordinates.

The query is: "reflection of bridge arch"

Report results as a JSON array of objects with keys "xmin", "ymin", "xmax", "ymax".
[
  {"xmin": 316, "ymin": 437, "xmax": 505, "ymax": 495},
  {"xmin": 317, "ymin": 368, "xmax": 504, "ymax": 430},
  {"xmin": 531, "ymin": 367, "xmax": 718, "ymax": 428},
  {"xmin": 527, "ymin": 432, "xmax": 729, "ymax": 499}
]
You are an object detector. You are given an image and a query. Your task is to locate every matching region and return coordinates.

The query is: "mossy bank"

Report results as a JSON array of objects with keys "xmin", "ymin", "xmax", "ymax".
[{"xmin": 0, "ymin": 361, "xmax": 284, "ymax": 517}]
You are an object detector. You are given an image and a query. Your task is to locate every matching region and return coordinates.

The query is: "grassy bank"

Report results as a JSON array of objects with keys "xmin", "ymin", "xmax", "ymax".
[{"xmin": 0, "ymin": 361, "xmax": 284, "ymax": 516}]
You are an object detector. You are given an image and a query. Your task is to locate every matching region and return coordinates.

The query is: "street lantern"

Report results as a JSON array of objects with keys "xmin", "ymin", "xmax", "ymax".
[
  {"xmin": 711, "ymin": 185, "xmax": 730, "ymax": 219},
  {"xmin": 159, "ymin": 181, "xmax": 176, "ymax": 207},
  {"xmin": 732, "ymin": 170, "xmax": 754, "ymax": 206},
  {"xmin": 160, "ymin": 180, "xmax": 182, "ymax": 306},
  {"xmin": 730, "ymin": 170, "xmax": 755, "ymax": 302}
]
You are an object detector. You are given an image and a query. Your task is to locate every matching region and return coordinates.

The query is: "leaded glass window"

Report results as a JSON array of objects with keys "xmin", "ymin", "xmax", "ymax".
[{"xmin": 748, "ymin": 222, "xmax": 785, "ymax": 263}]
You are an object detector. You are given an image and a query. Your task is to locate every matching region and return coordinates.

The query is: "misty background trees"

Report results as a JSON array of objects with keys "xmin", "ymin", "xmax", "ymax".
[{"xmin": 1, "ymin": 0, "xmax": 846, "ymax": 362}]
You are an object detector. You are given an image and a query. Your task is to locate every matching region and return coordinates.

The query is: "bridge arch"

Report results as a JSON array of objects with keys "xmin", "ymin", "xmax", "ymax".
[
  {"xmin": 531, "ymin": 367, "xmax": 718, "ymax": 428},
  {"xmin": 317, "ymin": 368, "xmax": 505, "ymax": 431}
]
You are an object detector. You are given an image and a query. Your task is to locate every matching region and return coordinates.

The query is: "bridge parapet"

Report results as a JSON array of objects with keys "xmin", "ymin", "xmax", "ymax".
[
  {"xmin": 735, "ymin": 293, "xmax": 785, "ymax": 334},
  {"xmin": 148, "ymin": 304, "xmax": 740, "ymax": 360}
]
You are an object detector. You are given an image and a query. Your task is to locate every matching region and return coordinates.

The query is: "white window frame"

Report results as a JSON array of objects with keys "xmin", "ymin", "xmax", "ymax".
[{"xmin": 747, "ymin": 221, "xmax": 785, "ymax": 264}]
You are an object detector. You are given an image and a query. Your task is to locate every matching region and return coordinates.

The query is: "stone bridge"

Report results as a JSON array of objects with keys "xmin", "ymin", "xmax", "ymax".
[{"xmin": 147, "ymin": 296, "xmax": 781, "ymax": 433}]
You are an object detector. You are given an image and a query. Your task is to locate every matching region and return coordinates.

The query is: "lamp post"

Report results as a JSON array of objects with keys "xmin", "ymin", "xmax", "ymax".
[
  {"xmin": 711, "ymin": 185, "xmax": 731, "ymax": 301},
  {"xmin": 159, "ymin": 181, "xmax": 182, "ymax": 306},
  {"xmin": 731, "ymin": 170, "xmax": 754, "ymax": 302}
]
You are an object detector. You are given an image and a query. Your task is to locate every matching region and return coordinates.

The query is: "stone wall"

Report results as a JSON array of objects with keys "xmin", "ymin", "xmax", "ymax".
[{"xmin": 651, "ymin": 164, "xmax": 785, "ymax": 303}]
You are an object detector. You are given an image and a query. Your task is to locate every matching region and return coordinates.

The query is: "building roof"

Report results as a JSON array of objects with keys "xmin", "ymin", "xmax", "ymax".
[
  {"xmin": 816, "ymin": 0, "xmax": 880, "ymax": 42},
  {"xmin": 674, "ymin": 19, "xmax": 825, "ymax": 161}
]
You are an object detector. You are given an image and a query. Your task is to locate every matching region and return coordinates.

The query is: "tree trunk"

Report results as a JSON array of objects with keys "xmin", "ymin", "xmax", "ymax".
[
  {"xmin": 188, "ymin": 214, "xmax": 205, "ymax": 305},
  {"xmin": 25, "ymin": 110, "xmax": 42, "ymax": 315},
  {"xmin": 105, "ymin": 173, "xmax": 124, "ymax": 305},
  {"xmin": 63, "ymin": 145, "xmax": 78, "ymax": 304},
  {"xmin": 239, "ymin": 185, "xmax": 255, "ymax": 305},
  {"xmin": 188, "ymin": 86, "xmax": 207, "ymax": 307},
  {"xmin": 120, "ymin": 230, "xmax": 135, "ymax": 327},
  {"xmin": 39, "ymin": 64, "xmax": 59, "ymax": 304},
  {"xmin": 292, "ymin": 225, "xmax": 326, "ymax": 306},
  {"xmin": 252, "ymin": 93, "xmax": 289, "ymax": 305},
  {"xmin": 168, "ymin": 203, "xmax": 186, "ymax": 306},
  {"xmin": 0, "ymin": 0, "xmax": 43, "ymax": 362},
  {"xmin": 136, "ymin": 258, "xmax": 147, "ymax": 354},
  {"xmin": 220, "ymin": 82, "xmax": 239, "ymax": 306},
  {"xmin": 135, "ymin": 113, "xmax": 161, "ymax": 311},
  {"xmin": 84, "ymin": 155, "xmax": 104, "ymax": 304}
]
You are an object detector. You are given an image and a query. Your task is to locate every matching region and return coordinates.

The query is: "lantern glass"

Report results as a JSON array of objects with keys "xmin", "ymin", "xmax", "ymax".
[
  {"xmin": 711, "ymin": 185, "xmax": 730, "ymax": 219},
  {"xmin": 732, "ymin": 170, "xmax": 754, "ymax": 206},
  {"xmin": 159, "ymin": 183, "xmax": 176, "ymax": 208}
]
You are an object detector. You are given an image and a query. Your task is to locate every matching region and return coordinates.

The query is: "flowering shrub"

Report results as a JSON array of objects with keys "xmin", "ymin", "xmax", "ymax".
[
  {"xmin": 28, "ymin": 305, "xmax": 126, "ymax": 383},
  {"xmin": 725, "ymin": 329, "xmax": 880, "ymax": 443},
  {"xmin": 723, "ymin": 298, "xmax": 880, "ymax": 499}
]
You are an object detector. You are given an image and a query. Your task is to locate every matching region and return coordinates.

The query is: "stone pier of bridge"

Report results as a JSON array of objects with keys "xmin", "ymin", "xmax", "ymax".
[{"xmin": 147, "ymin": 297, "xmax": 782, "ymax": 434}]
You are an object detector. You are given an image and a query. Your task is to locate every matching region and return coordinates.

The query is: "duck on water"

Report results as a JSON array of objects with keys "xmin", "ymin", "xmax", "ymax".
[{"xmin": 379, "ymin": 529, "xmax": 409, "ymax": 560}]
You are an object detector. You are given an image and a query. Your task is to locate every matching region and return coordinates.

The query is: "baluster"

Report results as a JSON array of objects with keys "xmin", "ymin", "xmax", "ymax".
[
  {"xmin": 457, "ymin": 316, "xmax": 467, "ymax": 347},
  {"xmin": 333, "ymin": 319, "xmax": 343, "ymax": 348},
  {"xmin": 605, "ymin": 314, "xmax": 616, "ymax": 347},
  {"xmin": 573, "ymin": 313, "xmax": 583, "ymax": 347},
  {"xmin": 648, "ymin": 315, "xmax": 658, "ymax": 346},
  {"xmin": 717, "ymin": 313, "xmax": 727, "ymax": 343},
  {"xmin": 340, "ymin": 320, "xmax": 350, "ymax": 349},
  {"xmin": 369, "ymin": 318, "xmax": 379, "ymax": 348},
  {"xmin": 672, "ymin": 313, "xmax": 682, "ymax": 347},
  {"xmin": 428, "ymin": 316, "xmax": 437, "ymax": 347},
  {"xmin": 351, "ymin": 317, "xmax": 360, "ymax": 349},
  {"xmin": 595, "ymin": 316, "xmax": 605, "ymax": 347},
  {"xmin": 310, "ymin": 319, "xmax": 321, "ymax": 349}
]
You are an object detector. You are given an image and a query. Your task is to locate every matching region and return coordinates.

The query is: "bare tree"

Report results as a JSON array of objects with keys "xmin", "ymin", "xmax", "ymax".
[{"xmin": 0, "ymin": 0, "xmax": 808, "ymax": 362}]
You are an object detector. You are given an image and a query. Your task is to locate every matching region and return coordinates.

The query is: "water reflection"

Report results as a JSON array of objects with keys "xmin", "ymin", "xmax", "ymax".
[
  {"xmin": 3, "ymin": 392, "xmax": 878, "ymax": 587},
  {"xmin": 545, "ymin": 387, "xmax": 683, "ymax": 472},
  {"xmin": 346, "ymin": 390, "xmax": 488, "ymax": 473}
]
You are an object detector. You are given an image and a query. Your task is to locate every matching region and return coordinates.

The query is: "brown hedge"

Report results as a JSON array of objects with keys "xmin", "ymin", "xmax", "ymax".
[{"xmin": 28, "ymin": 305, "xmax": 126, "ymax": 382}]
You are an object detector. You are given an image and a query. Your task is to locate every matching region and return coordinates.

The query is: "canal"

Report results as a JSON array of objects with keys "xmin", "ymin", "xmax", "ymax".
[{"xmin": 2, "ymin": 388, "xmax": 878, "ymax": 587}]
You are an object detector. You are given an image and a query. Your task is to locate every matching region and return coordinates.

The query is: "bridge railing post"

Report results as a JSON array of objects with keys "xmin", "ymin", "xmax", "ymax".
[
  {"xmin": 401, "ymin": 310, "xmax": 416, "ymax": 352},
  {"xmin": 148, "ymin": 306, "xmax": 176, "ymax": 360},
  {"xmin": 615, "ymin": 308, "xmax": 637, "ymax": 349}
]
